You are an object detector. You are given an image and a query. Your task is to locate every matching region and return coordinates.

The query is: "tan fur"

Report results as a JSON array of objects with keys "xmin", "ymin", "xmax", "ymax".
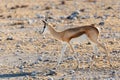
[{"xmin": 42, "ymin": 21, "xmax": 111, "ymax": 68}]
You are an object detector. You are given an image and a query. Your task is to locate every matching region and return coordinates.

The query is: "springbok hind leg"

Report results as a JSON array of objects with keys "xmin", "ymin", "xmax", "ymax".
[
  {"xmin": 96, "ymin": 42, "xmax": 112, "ymax": 67},
  {"xmin": 88, "ymin": 34, "xmax": 112, "ymax": 67},
  {"xmin": 90, "ymin": 43, "xmax": 98, "ymax": 68},
  {"xmin": 92, "ymin": 40, "xmax": 111, "ymax": 67}
]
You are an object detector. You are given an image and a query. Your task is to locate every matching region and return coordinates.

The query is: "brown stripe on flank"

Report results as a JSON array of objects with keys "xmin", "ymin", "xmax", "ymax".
[{"xmin": 69, "ymin": 31, "xmax": 85, "ymax": 41}]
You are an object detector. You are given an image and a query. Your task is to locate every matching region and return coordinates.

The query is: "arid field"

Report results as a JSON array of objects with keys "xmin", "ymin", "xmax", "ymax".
[{"xmin": 0, "ymin": 0, "xmax": 120, "ymax": 80}]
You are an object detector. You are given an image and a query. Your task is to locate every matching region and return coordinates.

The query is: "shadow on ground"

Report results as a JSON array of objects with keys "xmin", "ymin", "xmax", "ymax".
[{"xmin": 0, "ymin": 72, "xmax": 32, "ymax": 78}]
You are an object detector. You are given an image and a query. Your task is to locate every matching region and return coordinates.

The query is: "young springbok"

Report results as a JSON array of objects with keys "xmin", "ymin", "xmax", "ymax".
[{"xmin": 41, "ymin": 20, "xmax": 111, "ymax": 69}]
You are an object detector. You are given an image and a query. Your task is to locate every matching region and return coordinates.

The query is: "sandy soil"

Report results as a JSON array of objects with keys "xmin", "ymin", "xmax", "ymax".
[{"xmin": 0, "ymin": 0, "xmax": 120, "ymax": 80}]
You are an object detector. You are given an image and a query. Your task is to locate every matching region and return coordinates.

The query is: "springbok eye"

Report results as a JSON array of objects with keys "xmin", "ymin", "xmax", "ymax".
[{"xmin": 52, "ymin": 24, "xmax": 56, "ymax": 27}]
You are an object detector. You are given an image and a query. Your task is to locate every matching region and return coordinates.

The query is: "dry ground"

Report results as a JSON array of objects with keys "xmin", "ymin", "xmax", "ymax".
[{"xmin": 0, "ymin": 0, "xmax": 120, "ymax": 80}]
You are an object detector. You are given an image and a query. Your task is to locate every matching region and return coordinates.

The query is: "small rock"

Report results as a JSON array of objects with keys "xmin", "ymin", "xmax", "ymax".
[
  {"xmin": 79, "ymin": 9, "xmax": 85, "ymax": 12},
  {"xmin": 10, "ymin": 22, "xmax": 24, "ymax": 26},
  {"xmin": 41, "ymin": 44, "xmax": 46, "ymax": 48},
  {"xmin": 0, "ymin": 15, "xmax": 3, "ymax": 17},
  {"xmin": 10, "ymin": 6, "xmax": 16, "ymax": 9},
  {"xmin": 108, "ymin": 41, "xmax": 114, "ymax": 45},
  {"xmin": 47, "ymin": 39, "xmax": 55, "ymax": 44},
  {"xmin": 111, "ymin": 71, "xmax": 115, "ymax": 76},
  {"xmin": 41, "ymin": 51, "xmax": 49, "ymax": 54},
  {"xmin": 69, "ymin": 70, "xmax": 75, "ymax": 74},
  {"xmin": 20, "ymin": 5, "xmax": 28, "ymax": 8},
  {"xmin": 7, "ymin": 15, "xmax": 12, "ymax": 18},
  {"xmin": 37, "ymin": 57, "xmax": 42, "ymax": 61},
  {"xmin": 61, "ymin": 1, "xmax": 66, "ymax": 5},
  {"xmin": 47, "ymin": 16, "xmax": 54, "ymax": 19},
  {"xmin": 19, "ymin": 58, "xmax": 22, "ymax": 60},
  {"xmin": 29, "ymin": 38, "xmax": 33, "ymax": 42},
  {"xmin": 102, "ymin": 14, "xmax": 110, "ymax": 20},
  {"xmin": 71, "ymin": 75, "xmax": 77, "ymax": 80},
  {"xmin": 111, "ymin": 50, "xmax": 120, "ymax": 54},
  {"xmin": 67, "ymin": 11, "xmax": 79, "ymax": 20},
  {"xmin": 43, "ymin": 59, "xmax": 49, "ymax": 62},
  {"xmin": 79, "ymin": 15, "xmax": 90, "ymax": 19},
  {"xmin": 86, "ymin": 42, "xmax": 91, "ymax": 45},
  {"xmin": 45, "ymin": 6, "xmax": 52, "ymax": 10},
  {"xmin": 46, "ymin": 69, "xmax": 56, "ymax": 76},
  {"xmin": 105, "ymin": 6, "xmax": 113, "ymax": 10},
  {"xmin": 31, "ymin": 71, "xmax": 37, "ymax": 76},
  {"xmin": 16, "ymin": 44, "xmax": 21, "ymax": 47},
  {"xmin": 28, "ymin": 19, "xmax": 36, "ymax": 24},
  {"xmin": 105, "ymin": 77, "xmax": 115, "ymax": 80},
  {"xmin": 19, "ymin": 65, "xmax": 24, "ymax": 72},
  {"xmin": 99, "ymin": 21, "xmax": 104, "ymax": 26},
  {"xmin": 48, "ymin": 76, "xmax": 54, "ymax": 80},
  {"xmin": 59, "ymin": 78, "xmax": 64, "ymax": 80},
  {"xmin": 74, "ymin": 44, "xmax": 79, "ymax": 49},
  {"xmin": 20, "ymin": 25, "xmax": 24, "ymax": 28},
  {"xmin": 34, "ymin": 56, "xmax": 42, "ymax": 64},
  {"xmin": 36, "ymin": 14, "xmax": 44, "ymax": 19},
  {"xmin": 6, "ymin": 36, "xmax": 13, "ymax": 40},
  {"xmin": 67, "ymin": 56, "xmax": 74, "ymax": 61},
  {"xmin": 31, "ymin": 6, "xmax": 40, "ymax": 10},
  {"xmin": 87, "ymin": 0, "xmax": 96, "ymax": 3},
  {"xmin": 60, "ymin": 16, "xmax": 66, "ymax": 19},
  {"xmin": 0, "ymin": 48, "xmax": 4, "ymax": 52},
  {"xmin": 93, "ymin": 14, "xmax": 102, "ymax": 19}
]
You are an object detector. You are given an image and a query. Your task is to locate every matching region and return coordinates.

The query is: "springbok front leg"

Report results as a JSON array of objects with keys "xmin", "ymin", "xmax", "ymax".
[
  {"xmin": 67, "ymin": 42, "xmax": 74, "ymax": 53},
  {"xmin": 92, "ymin": 44, "xmax": 98, "ymax": 54},
  {"xmin": 96, "ymin": 42, "xmax": 111, "ymax": 66},
  {"xmin": 90, "ymin": 43, "xmax": 98, "ymax": 68},
  {"xmin": 67, "ymin": 42, "xmax": 80, "ymax": 70},
  {"xmin": 56, "ymin": 43, "xmax": 67, "ymax": 67}
]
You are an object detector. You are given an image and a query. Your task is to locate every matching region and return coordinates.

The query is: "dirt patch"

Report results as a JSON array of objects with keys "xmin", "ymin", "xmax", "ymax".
[{"xmin": 0, "ymin": 0, "xmax": 120, "ymax": 80}]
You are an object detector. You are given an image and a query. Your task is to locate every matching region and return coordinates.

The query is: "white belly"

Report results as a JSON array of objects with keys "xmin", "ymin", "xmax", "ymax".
[{"xmin": 70, "ymin": 34, "xmax": 89, "ymax": 44}]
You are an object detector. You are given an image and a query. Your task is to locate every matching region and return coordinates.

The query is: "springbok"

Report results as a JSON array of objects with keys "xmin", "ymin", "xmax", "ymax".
[{"xmin": 41, "ymin": 20, "xmax": 111, "ymax": 69}]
